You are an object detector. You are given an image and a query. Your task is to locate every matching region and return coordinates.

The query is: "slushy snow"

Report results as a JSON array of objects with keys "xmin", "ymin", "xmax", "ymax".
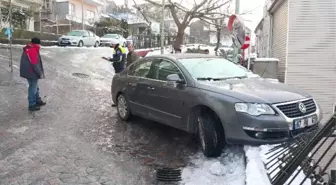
[{"xmin": 181, "ymin": 146, "xmax": 245, "ymax": 185}]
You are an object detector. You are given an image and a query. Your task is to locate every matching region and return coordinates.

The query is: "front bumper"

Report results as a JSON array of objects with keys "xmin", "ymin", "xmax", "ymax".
[
  {"xmin": 100, "ymin": 42, "xmax": 111, "ymax": 47},
  {"xmin": 58, "ymin": 40, "xmax": 78, "ymax": 46},
  {"xmin": 225, "ymin": 103, "xmax": 322, "ymax": 145}
]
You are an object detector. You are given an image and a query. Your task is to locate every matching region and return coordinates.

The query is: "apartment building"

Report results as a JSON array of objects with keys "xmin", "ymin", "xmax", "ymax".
[{"xmin": 35, "ymin": 0, "xmax": 104, "ymax": 34}]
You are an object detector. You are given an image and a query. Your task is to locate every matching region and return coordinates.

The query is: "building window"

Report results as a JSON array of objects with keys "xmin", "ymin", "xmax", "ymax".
[
  {"xmin": 86, "ymin": 10, "xmax": 95, "ymax": 21},
  {"xmin": 43, "ymin": 0, "xmax": 50, "ymax": 10},
  {"xmin": 69, "ymin": 4, "xmax": 75, "ymax": 16}
]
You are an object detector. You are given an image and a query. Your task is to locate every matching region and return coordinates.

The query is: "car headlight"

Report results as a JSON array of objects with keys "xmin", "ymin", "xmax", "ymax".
[{"xmin": 235, "ymin": 103, "xmax": 275, "ymax": 116}]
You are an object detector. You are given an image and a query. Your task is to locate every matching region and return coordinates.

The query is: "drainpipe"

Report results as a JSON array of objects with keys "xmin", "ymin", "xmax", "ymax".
[{"xmin": 267, "ymin": 13, "xmax": 273, "ymax": 57}]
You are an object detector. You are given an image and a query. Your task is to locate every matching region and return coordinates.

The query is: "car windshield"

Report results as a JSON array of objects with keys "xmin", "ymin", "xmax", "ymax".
[
  {"xmin": 67, "ymin": 31, "xmax": 84, "ymax": 36},
  {"xmin": 102, "ymin": 34, "xmax": 117, "ymax": 38},
  {"xmin": 179, "ymin": 58, "xmax": 249, "ymax": 80}
]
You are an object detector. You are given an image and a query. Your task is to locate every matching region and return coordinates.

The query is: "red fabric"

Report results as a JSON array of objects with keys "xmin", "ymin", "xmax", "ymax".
[
  {"xmin": 24, "ymin": 43, "xmax": 40, "ymax": 65},
  {"xmin": 136, "ymin": 50, "xmax": 153, "ymax": 57}
]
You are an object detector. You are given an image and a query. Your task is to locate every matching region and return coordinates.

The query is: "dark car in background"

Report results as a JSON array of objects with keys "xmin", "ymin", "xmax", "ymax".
[{"xmin": 111, "ymin": 54, "xmax": 322, "ymax": 157}]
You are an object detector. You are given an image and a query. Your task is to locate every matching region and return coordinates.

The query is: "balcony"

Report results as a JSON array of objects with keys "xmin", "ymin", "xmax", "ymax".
[{"xmin": 83, "ymin": 0, "xmax": 103, "ymax": 6}]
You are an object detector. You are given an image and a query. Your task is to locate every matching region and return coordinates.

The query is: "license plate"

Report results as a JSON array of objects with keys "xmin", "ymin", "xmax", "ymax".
[
  {"xmin": 293, "ymin": 114, "xmax": 318, "ymax": 130},
  {"xmin": 62, "ymin": 41, "xmax": 69, "ymax": 43}
]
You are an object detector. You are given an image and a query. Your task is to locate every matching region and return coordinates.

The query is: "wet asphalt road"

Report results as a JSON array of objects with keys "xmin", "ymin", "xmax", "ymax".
[{"xmin": 0, "ymin": 46, "xmax": 199, "ymax": 185}]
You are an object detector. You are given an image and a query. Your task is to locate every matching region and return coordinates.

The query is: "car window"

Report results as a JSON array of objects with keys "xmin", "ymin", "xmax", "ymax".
[
  {"xmin": 83, "ymin": 31, "xmax": 89, "ymax": 37},
  {"xmin": 128, "ymin": 59, "xmax": 152, "ymax": 78},
  {"xmin": 179, "ymin": 58, "xmax": 248, "ymax": 79},
  {"xmin": 152, "ymin": 59, "xmax": 184, "ymax": 81}
]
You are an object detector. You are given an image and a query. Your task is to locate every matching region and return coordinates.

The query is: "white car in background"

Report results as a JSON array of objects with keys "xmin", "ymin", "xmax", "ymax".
[
  {"xmin": 58, "ymin": 30, "xmax": 100, "ymax": 47},
  {"xmin": 100, "ymin": 34, "xmax": 127, "ymax": 47}
]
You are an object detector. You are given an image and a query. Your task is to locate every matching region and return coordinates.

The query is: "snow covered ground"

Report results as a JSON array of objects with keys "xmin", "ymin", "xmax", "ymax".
[{"xmin": 181, "ymin": 144, "xmax": 311, "ymax": 185}]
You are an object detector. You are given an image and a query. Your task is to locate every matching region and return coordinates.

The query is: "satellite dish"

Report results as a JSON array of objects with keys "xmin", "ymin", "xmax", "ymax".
[{"xmin": 228, "ymin": 14, "xmax": 246, "ymax": 49}]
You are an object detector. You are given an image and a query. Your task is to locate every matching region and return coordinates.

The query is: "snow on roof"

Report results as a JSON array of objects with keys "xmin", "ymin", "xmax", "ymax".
[
  {"xmin": 254, "ymin": 58, "xmax": 280, "ymax": 62},
  {"xmin": 108, "ymin": 13, "xmax": 148, "ymax": 25}
]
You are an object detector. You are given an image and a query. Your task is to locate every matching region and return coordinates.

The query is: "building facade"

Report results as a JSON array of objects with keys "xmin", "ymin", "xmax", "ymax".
[
  {"xmin": 35, "ymin": 0, "xmax": 104, "ymax": 34},
  {"xmin": 0, "ymin": 0, "xmax": 43, "ymax": 31}
]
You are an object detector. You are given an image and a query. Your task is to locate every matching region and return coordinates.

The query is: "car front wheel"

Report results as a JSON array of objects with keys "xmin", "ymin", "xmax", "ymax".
[
  {"xmin": 94, "ymin": 41, "xmax": 99, "ymax": 47},
  {"xmin": 117, "ymin": 94, "xmax": 132, "ymax": 121},
  {"xmin": 197, "ymin": 111, "xmax": 225, "ymax": 157},
  {"xmin": 78, "ymin": 41, "xmax": 84, "ymax": 47}
]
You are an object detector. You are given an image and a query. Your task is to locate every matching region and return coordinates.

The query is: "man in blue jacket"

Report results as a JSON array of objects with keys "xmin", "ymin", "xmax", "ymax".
[
  {"xmin": 109, "ymin": 39, "xmax": 126, "ymax": 73},
  {"xmin": 20, "ymin": 37, "xmax": 46, "ymax": 111}
]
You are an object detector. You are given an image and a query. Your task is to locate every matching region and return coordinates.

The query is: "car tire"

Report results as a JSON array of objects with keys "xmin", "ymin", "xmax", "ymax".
[
  {"xmin": 117, "ymin": 93, "xmax": 132, "ymax": 121},
  {"xmin": 94, "ymin": 41, "xmax": 99, "ymax": 47},
  {"xmin": 78, "ymin": 41, "xmax": 84, "ymax": 47},
  {"xmin": 197, "ymin": 111, "xmax": 225, "ymax": 157}
]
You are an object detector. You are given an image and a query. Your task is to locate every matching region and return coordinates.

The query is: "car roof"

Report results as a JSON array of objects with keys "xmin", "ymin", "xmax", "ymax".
[{"xmin": 146, "ymin": 53, "xmax": 221, "ymax": 60}]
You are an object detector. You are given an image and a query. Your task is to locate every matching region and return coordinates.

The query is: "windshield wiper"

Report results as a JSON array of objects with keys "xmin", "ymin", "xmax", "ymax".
[
  {"xmin": 222, "ymin": 76, "xmax": 248, "ymax": 80},
  {"xmin": 197, "ymin": 77, "xmax": 226, "ymax": 81},
  {"xmin": 197, "ymin": 76, "xmax": 247, "ymax": 81}
]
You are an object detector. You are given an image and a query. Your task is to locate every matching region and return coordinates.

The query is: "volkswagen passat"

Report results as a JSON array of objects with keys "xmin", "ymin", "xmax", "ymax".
[{"xmin": 111, "ymin": 54, "xmax": 322, "ymax": 157}]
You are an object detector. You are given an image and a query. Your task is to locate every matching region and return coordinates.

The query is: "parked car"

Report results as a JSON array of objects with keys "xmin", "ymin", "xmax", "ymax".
[
  {"xmin": 58, "ymin": 30, "xmax": 100, "ymax": 47},
  {"xmin": 100, "ymin": 34, "xmax": 126, "ymax": 47},
  {"xmin": 111, "ymin": 54, "xmax": 322, "ymax": 157}
]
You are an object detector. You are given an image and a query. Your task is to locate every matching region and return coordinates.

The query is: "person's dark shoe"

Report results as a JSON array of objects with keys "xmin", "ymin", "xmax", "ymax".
[
  {"xmin": 36, "ymin": 100, "xmax": 46, "ymax": 106},
  {"xmin": 29, "ymin": 105, "xmax": 40, "ymax": 111},
  {"xmin": 112, "ymin": 104, "xmax": 117, "ymax": 107}
]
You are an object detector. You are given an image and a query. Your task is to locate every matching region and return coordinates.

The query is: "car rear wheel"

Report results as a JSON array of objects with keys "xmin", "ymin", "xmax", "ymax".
[
  {"xmin": 117, "ymin": 94, "xmax": 132, "ymax": 121},
  {"xmin": 78, "ymin": 41, "xmax": 84, "ymax": 47},
  {"xmin": 197, "ymin": 111, "xmax": 225, "ymax": 157}
]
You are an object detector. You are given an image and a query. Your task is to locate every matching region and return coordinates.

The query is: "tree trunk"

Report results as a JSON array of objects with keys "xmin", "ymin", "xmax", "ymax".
[
  {"xmin": 214, "ymin": 28, "xmax": 221, "ymax": 55},
  {"xmin": 173, "ymin": 26, "xmax": 186, "ymax": 50}
]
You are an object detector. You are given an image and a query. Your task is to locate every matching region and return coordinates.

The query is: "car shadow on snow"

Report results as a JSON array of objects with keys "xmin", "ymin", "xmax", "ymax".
[{"xmin": 94, "ymin": 113, "xmax": 200, "ymax": 169}]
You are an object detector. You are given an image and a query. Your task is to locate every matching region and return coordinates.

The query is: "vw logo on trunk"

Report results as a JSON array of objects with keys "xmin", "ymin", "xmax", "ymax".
[{"xmin": 298, "ymin": 102, "xmax": 307, "ymax": 113}]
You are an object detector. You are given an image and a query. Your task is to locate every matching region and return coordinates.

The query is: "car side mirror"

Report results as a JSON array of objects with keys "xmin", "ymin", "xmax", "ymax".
[
  {"xmin": 82, "ymin": 35, "xmax": 87, "ymax": 38},
  {"xmin": 166, "ymin": 74, "xmax": 185, "ymax": 84}
]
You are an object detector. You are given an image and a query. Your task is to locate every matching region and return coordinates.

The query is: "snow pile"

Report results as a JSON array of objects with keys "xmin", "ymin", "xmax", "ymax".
[
  {"xmin": 181, "ymin": 147, "xmax": 245, "ymax": 185},
  {"xmin": 244, "ymin": 146, "xmax": 272, "ymax": 185},
  {"xmin": 245, "ymin": 145, "xmax": 311, "ymax": 185}
]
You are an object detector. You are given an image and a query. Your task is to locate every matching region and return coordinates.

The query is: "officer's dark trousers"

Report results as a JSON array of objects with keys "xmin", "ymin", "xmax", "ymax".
[{"xmin": 113, "ymin": 61, "xmax": 125, "ymax": 73}]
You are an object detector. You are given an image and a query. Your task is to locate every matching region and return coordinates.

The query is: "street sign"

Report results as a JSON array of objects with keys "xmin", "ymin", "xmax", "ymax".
[{"xmin": 241, "ymin": 36, "xmax": 250, "ymax": 50}]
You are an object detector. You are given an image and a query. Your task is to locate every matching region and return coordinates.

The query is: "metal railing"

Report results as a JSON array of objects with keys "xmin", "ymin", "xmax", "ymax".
[{"xmin": 264, "ymin": 113, "xmax": 336, "ymax": 185}]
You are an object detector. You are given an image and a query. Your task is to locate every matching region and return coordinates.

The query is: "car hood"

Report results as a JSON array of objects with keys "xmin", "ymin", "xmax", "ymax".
[
  {"xmin": 100, "ymin": 38, "xmax": 115, "ymax": 41},
  {"xmin": 60, "ymin": 36, "xmax": 80, "ymax": 40},
  {"xmin": 196, "ymin": 77, "xmax": 311, "ymax": 104}
]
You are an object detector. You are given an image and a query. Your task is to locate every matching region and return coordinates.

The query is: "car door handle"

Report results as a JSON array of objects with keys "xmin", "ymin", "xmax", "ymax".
[
  {"xmin": 128, "ymin": 82, "xmax": 136, "ymax": 86},
  {"xmin": 147, "ymin": 86, "xmax": 155, "ymax": 90}
]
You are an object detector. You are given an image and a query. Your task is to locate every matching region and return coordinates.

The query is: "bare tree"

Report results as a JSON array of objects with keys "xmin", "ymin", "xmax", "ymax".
[{"xmin": 144, "ymin": 0, "xmax": 232, "ymax": 50}]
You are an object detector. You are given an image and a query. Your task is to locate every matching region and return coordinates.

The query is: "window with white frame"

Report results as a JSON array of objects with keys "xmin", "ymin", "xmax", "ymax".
[
  {"xmin": 86, "ymin": 10, "xmax": 95, "ymax": 21},
  {"xmin": 69, "ymin": 4, "xmax": 75, "ymax": 16}
]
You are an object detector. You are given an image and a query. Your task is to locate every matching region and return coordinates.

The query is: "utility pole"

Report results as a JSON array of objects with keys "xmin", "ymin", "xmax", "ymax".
[
  {"xmin": 9, "ymin": 0, "xmax": 13, "ymax": 72},
  {"xmin": 81, "ymin": 0, "xmax": 84, "ymax": 29},
  {"xmin": 160, "ymin": 0, "xmax": 165, "ymax": 54},
  {"xmin": 39, "ymin": 6, "xmax": 42, "ymax": 34},
  {"xmin": 235, "ymin": 0, "xmax": 240, "ymax": 14}
]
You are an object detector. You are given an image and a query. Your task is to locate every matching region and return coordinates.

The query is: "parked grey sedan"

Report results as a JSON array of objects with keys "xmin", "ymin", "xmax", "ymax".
[{"xmin": 111, "ymin": 54, "xmax": 322, "ymax": 157}]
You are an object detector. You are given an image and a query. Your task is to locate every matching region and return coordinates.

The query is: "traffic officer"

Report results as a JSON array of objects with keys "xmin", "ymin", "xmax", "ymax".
[{"xmin": 109, "ymin": 39, "xmax": 126, "ymax": 73}]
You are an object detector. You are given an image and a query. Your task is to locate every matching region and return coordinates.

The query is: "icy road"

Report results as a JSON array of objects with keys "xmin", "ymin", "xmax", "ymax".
[{"xmin": 0, "ymin": 45, "xmax": 287, "ymax": 185}]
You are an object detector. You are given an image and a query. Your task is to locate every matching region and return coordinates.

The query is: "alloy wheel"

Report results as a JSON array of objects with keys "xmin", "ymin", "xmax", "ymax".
[
  {"xmin": 198, "ymin": 117, "xmax": 206, "ymax": 151},
  {"xmin": 117, "ymin": 95, "xmax": 128, "ymax": 119}
]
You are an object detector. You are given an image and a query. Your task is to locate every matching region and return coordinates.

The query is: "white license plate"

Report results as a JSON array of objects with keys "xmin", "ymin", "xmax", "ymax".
[
  {"xmin": 62, "ymin": 41, "xmax": 69, "ymax": 43},
  {"xmin": 293, "ymin": 114, "xmax": 318, "ymax": 130}
]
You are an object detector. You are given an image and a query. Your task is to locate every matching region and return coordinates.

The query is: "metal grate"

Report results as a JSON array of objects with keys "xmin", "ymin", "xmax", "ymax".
[
  {"xmin": 276, "ymin": 99, "xmax": 317, "ymax": 118},
  {"xmin": 264, "ymin": 113, "xmax": 336, "ymax": 185},
  {"xmin": 156, "ymin": 167, "xmax": 182, "ymax": 182}
]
